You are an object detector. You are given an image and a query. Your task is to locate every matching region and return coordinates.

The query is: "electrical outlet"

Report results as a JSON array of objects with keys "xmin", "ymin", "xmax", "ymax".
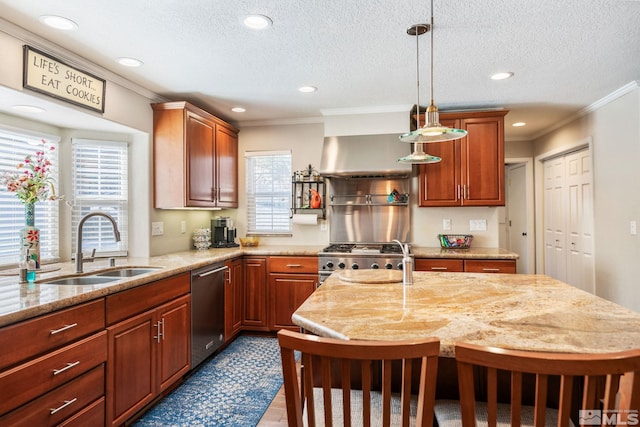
[
  {"xmin": 631, "ymin": 220, "xmax": 637, "ymax": 236},
  {"xmin": 469, "ymin": 219, "xmax": 487, "ymax": 232},
  {"xmin": 443, "ymin": 219, "xmax": 451, "ymax": 230},
  {"xmin": 151, "ymin": 221, "xmax": 164, "ymax": 236},
  {"xmin": 320, "ymin": 220, "xmax": 328, "ymax": 231},
  {"xmin": 181, "ymin": 220, "xmax": 186, "ymax": 234}
]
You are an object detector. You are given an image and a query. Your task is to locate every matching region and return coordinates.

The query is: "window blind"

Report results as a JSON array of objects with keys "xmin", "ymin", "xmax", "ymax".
[
  {"xmin": 245, "ymin": 151, "xmax": 291, "ymax": 235},
  {"xmin": 0, "ymin": 131, "xmax": 59, "ymax": 266},
  {"xmin": 71, "ymin": 139, "xmax": 128, "ymax": 256}
]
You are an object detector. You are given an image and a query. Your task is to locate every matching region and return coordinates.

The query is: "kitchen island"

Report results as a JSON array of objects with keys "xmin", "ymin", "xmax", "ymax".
[{"xmin": 293, "ymin": 270, "xmax": 640, "ymax": 356}]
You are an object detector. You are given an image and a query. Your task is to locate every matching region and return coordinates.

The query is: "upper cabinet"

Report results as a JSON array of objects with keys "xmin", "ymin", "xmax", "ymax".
[
  {"xmin": 417, "ymin": 110, "xmax": 508, "ymax": 207},
  {"xmin": 152, "ymin": 101, "xmax": 238, "ymax": 209}
]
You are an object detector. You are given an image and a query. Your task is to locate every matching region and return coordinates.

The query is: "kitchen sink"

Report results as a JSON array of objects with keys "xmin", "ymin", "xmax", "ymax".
[
  {"xmin": 95, "ymin": 267, "xmax": 162, "ymax": 278},
  {"xmin": 44, "ymin": 276, "xmax": 120, "ymax": 286}
]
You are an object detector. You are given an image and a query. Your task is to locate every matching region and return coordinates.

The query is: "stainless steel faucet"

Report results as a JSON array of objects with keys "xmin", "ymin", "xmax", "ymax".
[{"xmin": 75, "ymin": 212, "xmax": 121, "ymax": 273}]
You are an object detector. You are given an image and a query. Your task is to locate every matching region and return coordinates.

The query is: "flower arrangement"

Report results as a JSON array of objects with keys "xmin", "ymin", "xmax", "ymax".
[{"xmin": 2, "ymin": 139, "xmax": 59, "ymax": 205}]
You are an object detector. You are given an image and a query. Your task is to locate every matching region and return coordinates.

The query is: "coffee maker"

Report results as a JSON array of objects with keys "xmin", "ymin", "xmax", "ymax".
[{"xmin": 211, "ymin": 217, "xmax": 239, "ymax": 248}]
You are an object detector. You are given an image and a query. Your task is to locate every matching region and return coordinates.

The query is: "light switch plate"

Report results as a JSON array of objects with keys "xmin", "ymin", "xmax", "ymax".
[
  {"xmin": 181, "ymin": 220, "xmax": 186, "ymax": 234},
  {"xmin": 469, "ymin": 219, "xmax": 487, "ymax": 232},
  {"xmin": 443, "ymin": 219, "xmax": 451, "ymax": 230},
  {"xmin": 631, "ymin": 220, "xmax": 637, "ymax": 236},
  {"xmin": 151, "ymin": 221, "xmax": 164, "ymax": 236}
]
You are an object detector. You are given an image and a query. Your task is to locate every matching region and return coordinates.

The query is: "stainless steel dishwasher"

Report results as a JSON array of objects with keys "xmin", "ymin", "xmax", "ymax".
[{"xmin": 190, "ymin": 262, "xmax": 227, "ymax": 369}]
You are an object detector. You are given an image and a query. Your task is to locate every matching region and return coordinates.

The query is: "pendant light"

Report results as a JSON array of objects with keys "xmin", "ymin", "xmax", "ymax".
[
  {"xmin": 399, "ymin": 0, "xmax": 467, "ymax": 144},
  {"xmin": 397, "ymin": 23, "xmax": 441, "ymax": 164}
]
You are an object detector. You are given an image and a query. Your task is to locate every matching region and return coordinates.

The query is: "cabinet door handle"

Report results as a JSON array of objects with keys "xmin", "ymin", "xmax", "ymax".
[
  {"xmin": 154, "ymin": 321, "xmax": 163, "ymax": 342},
  {"xmin": 52, "ymin": 361, "xmax": 80, "ymax": 376},
  {"xmin": 49, "ymin": 397, "xmax": 78, "ymax": 415},
  {"xmin": 482, "ymin": 268, "xmax": 500, "ymax": 272},
  {"xmin": 50, "ymin": 323, "xmax": 78, "ymax": 335},
  {"xmin": 457, "ymin": 185, "xmax": 461, "ymax": 200},
  {"xmin": 161, "ymin": 319, "xmax": 165, "ymax": 341},
  {"xmin": 285, "ymin": 264, "xmax": 302, "ymax": 268},
  {"xmin": 463, "ymin": 185, "xmax": 468, "ymax": 199},
  {"xmin": 197, "ymin": 265, "xmax": 229, "ymax": 278},
  {"xmin": 431, "ymin": 267, "xmax": 448, "ymax": 270}
]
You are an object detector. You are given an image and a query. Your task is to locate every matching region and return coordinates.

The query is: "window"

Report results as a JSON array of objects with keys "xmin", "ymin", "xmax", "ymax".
[
  {"xmin": 245, "ymin": 150, "xmax": 291, "ymax": 235},
  {"xmin": 71, "ymin": 138, "xmax": 128, "ymax": 256},
  {"xmin": 0, "ymin": 129, "xmax": 60, "ymax": 266}
]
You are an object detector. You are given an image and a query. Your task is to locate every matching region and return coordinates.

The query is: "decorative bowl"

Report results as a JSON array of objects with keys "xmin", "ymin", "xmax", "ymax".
[{"xmin": 239, "ymin": 237, "xmax": 260, "ymax": 247}]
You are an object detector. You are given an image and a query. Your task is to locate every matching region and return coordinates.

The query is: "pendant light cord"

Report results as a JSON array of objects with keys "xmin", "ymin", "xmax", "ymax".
[
  {"xmin": 415, "ymin": 24, "xmax": 421, "ymax": 128},
  {"xmin": 430, "ymin": 0, "xmax": 435, "ymax": 107}
]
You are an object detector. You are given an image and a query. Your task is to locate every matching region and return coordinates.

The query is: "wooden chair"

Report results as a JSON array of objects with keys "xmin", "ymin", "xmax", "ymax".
[
  {"xmin": 277, "ymin": 329, "xmax": 440, "ymax": 427},
  {"xmin": 434, "ymin": 342, "xmax": 640, "ymax": 427}
]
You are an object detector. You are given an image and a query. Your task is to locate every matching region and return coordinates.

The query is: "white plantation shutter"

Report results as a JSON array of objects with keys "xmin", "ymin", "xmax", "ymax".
[
  {"xmin": 72, "ymin": 139, "xmax": 128, "ymax": 256},
  {"xmin": 0, "ymin": 130, "xmax": 60, "ymax": 266},
  {"xmin": 245, "ymin": 151, "xmax": 291, "ymax": 235}
]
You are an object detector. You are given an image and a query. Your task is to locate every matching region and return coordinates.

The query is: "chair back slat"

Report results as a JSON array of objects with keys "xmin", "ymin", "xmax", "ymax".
[
  {"xmin": 278, "ymin": 329, "xmax": 440, "ymax": 427},
  {"xmin": 487, "ymin": 367, "xmax": 498, "ymax": 427},
  {"xmin": 453, "ymin": 342, "xmax": 640, "ymax": 427}
]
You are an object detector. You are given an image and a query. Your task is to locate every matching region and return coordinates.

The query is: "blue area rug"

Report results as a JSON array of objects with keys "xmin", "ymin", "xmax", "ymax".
[{"xmin": 134, "ymin": 335, "xmax": 283, "ymax": 427}]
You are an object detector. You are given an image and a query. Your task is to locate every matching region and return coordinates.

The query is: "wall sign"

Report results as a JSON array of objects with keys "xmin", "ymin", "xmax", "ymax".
[{"xmin": 23, "ymin": 45, "xmax": 106, "ymax": 113}]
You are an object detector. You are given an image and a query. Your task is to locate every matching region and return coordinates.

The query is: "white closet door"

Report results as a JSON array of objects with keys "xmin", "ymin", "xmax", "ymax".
[
  {"xmin": 565, "ymin": 150, "xmax": 595, "ymax": 293},
  {"xmin": 543, "ymin": 148, "xmax": 594, "ymax": 292},
  {"xmin": 544, "ymin": 157, "xmax": 566, "ymax": 282}
]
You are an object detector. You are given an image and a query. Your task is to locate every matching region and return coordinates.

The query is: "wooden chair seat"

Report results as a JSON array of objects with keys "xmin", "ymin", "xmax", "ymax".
[
  {"xmin": 434, "ymin": 400, "xmax": 570, "ymax": 427},
  {"xmin": 436, "ymin": 342, "xmax": 640, "ymax": 427},
  {"xmin": 277, "ymin": 329, "xmax": 440, "ymax": 427}
]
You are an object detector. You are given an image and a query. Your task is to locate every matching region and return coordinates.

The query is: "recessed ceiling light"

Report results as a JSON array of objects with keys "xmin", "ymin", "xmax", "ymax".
[
  {"xmin": 12, "ymin": 105, "xmax": 46, "ymax": 113},
  {"xmin": 243, "ymin": 14, "xmax": 273, "ymax": 30},
  {"xmin": 512, "ymin": 122, "xmax": 526, "ymax": 127},
  {"xmin": 39, "ymin": 15, "xmax": 78, "ymax": 31},
  {"xmin": 116, "ymin": 57, "xmax": 144, "ymax": 67},
  {"xmin": 231, "ymin": 107, "xmax": 246, "ymax": 113},
  {"xmin": 490, "ymin": 72, "xmax": 514, "ymax": 80},
  {"xmin": 298, "ymin": 86, "xmax": 318, "ymax": 93}
]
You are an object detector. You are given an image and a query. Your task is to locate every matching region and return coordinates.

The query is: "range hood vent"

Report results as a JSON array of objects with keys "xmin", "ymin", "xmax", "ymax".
[{"xmin": 319, "ymin": 134, "xmax": 413, "ymax": 178}]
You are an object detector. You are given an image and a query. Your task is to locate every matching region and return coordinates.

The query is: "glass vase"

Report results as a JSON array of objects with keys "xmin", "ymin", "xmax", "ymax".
[{"xmin": 20, "ymin": 202, "xmax": 40, "ymax": 269}]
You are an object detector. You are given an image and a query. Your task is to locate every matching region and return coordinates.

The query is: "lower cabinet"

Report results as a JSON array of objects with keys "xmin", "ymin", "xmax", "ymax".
[
  {"xmin": 224, "ymin": 257, "xmax": 244, "ymax": 341},
  {"xmin": 105, "ymin": 273, "xmax": 191, "ymax": 427},
  {"xmin": 268, "ymin": 256, "xmax": 318, "ymax": 331},
  {"xmin": 415, "ymin": 258, "xmax": 516, "ymax": 273},
  {"xmin": 243, "ymin": 257, "xmax": 269, "ymax": 330}
]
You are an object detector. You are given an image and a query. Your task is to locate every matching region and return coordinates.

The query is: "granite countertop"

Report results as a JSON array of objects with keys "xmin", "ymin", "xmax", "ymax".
[
  {"xmin": 292, "ymin": 270, "xmax": 640, "ymax": 357},
  {"xmin": 0, "ymin": 245, "xmax": 323, "ymax": 327},
  {"xmin": 412, "ymin": 247, "xmax": 519, "ymax": 259}
]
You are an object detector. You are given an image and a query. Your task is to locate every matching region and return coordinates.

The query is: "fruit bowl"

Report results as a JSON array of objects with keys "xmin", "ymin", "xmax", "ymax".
[
  {"xmin": 438, "ymin": 234, "xmax": 473, "ymax": 249},
  {"xmin": 239, "ymin": 237, "xmax": 260, "ymax": 247}
]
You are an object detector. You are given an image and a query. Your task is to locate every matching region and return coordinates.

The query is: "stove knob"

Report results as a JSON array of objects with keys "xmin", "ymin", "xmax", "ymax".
[
  {"xmin": 371, "ymin": 263, "xmax": 379, "ymax": 269},
  {"xmin": 325, "ymin": 261, "xmax": 334, "ymax": 269},
  {"xmin": 351, "ymin": 263, "xmax": 359, "ymax": 270},
  {"xmin": 384, "ymin": 263, "xmax": 393, "ymax": 269},
  {"xmin": 338, "ymin": 262, "xmax": 346, "ymax": 269},
  {"xmin": 397, "ymin": 263, "xmax": 403, "ymax": 270}
]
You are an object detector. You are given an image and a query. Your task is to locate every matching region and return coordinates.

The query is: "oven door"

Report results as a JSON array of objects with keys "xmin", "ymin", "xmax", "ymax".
[{"xmin": 318, "ymin": 271, "xmax": 332, "ymax": 286}]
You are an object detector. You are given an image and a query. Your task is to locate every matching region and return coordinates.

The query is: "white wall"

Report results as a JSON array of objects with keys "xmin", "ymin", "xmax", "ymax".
[{"xmin": 533, "ymin": 83, "xmax": 640, "ymax": 312}]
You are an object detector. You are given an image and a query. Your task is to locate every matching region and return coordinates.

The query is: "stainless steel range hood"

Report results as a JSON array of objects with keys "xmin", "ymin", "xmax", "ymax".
[{"xmin": 319, "ymin": 134, "xmax": 413, "ymax": 177}]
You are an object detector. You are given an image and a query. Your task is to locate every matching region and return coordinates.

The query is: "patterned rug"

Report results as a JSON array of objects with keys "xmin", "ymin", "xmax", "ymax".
[{"xmin": 134, "ymin": 335, "xmax": 283, "ymax": 427}]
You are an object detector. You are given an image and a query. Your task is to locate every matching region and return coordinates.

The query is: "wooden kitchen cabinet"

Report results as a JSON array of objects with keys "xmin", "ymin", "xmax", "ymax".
[
  {"xmin": 268, "ymin": 256, "xmax": 318, "ymax": 331},
  {"xmin": 224, "ymin": 258, "xmax": 244, "ymax": 341},
  {"xmin": 415, "ymin": 258, "xmax": 464, "ymax": 272},
  {"xmin": 0, "ymin": 299, "xmax": 106, "ymax": 426},
  {"xmin": 152, "ymin": 101, "xmax": 238, "ymax": 209},
  {"xmin": 464, "ymin": 259, "xmax": 516, "ymax": 274},
  {"xmin": 417, "ymin": 110, "xmax": 508, "ymax": 207},
  {"xmin": 243, "ymin": 257, "xmax": 269, "ymax": 330},
  {"xmin": 415, "ymin": 258, "xmax": 516, "ymax": 273},
  {"xmin": 105, "ymin": 273, "xmax": 191, "ymax": 427}
]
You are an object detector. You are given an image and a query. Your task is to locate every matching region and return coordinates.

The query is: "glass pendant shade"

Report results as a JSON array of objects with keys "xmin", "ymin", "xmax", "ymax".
[{"xmin": 397, "ymin": 142, "xmax": 441, "ymax": 164}]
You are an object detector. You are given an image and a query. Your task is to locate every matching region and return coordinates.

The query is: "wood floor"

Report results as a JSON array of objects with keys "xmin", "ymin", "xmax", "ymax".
[{"xmin": 257, "ymin": 384, "xmax": 288, "ymax": 426}]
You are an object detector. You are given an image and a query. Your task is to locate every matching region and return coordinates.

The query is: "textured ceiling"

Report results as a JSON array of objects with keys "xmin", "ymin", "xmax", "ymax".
[{"xmin": 0, "ymin": 0, "xmax": 639, "ymax": 140}]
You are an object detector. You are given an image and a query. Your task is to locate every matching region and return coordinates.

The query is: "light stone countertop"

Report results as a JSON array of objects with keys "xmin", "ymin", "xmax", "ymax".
[
  {"xmin": 292, "ymin": 270, "xmax": 640, "ymax": 357},
  {"xmin": 411, "ymin": 247, "xmax": 519, "ymax": 259},
  {"xmin": 0, "ymin": 245, "xmax": 323, "ymax": 328}
]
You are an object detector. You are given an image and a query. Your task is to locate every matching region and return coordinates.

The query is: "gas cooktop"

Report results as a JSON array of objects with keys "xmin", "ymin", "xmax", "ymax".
[{"xmin": 320, "ymin": 243, "xmax": 408, "ymax": 255}]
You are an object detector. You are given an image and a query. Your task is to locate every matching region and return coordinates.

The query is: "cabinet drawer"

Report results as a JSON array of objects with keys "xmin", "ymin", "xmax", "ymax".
[
  {"xmin": 0, "ymin": 365, "xmax": 104, "ymax": 426},
  {"xmin": 58, "ymin": 397, "xmax": 105, "ymax": 427},
  {"xmin": 464, "ymin": 260, "xmax": 516, "ymax": 274},
  {"xmin": 269, "ymin": 256, "xmax": 317, "ymax": 274},
  {"xmin": 415, "ymin": 259, "xmax": 464, "ymax": 272},
  {"xmin": 0, "ymin": 331, "xmax": 107, "ymax": 414},
  {"xmin": 106, "ymin": 272, "xmax": 190, "ymax": 325},
  {"xmin": 0, "ymin": 299, "xmax": 105, "ymax": 370}
]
